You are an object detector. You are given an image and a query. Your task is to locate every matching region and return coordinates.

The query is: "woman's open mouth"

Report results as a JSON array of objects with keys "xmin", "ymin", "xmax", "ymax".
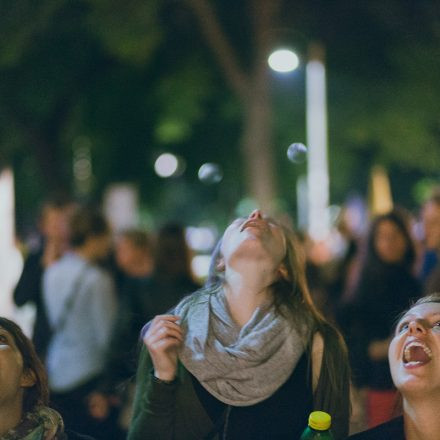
[
  {"xmin": 240, "ymin": 220, "xmax": 265, "ymax": 232},
  {"xmin": 403, "ymin": 340, "xmax": 432, "ymax": 368}
]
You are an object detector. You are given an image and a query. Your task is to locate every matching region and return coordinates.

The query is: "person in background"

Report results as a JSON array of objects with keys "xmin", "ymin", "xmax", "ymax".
[
  {"xmin": 115, "ymin": 228, "xmax": 155, "ymax": 280},
  {"xmin": 128, "ymin": 210, "xmax": 350, "ymax": 440},
  {"xmin": 14, "ymin": 197, "xmax": 74, "ymax": 358},
  {"xmin": 90, "ymin": 224, "xmax": 200, "ymax": 435},
  {"xmin": 90, "ymin": 228, "xmax": 155, "ymax": 436},
  {"xmin": 0, "ymin": 316, "xmax": 94, "ymax": 440},
  {"xmin": 43, "ymin": 206, "xmax": 117, "ymax": 439},
  {"xmin": 420, "ymin": 191, "xmax": 440, "ymax": 294},
  {"xmin": 140, "ymin": 222, "xmax": 200, "ymax": 320},
  {"xmin": 338, "ymin": 209, "xmax": 421, "ymax": 430},
  {"xmin": 327, "ymin": 207, "xmax": 359, "ymax": 310},
  {"xmin": 109, "ymin": 228, "xmax": 155, "ymax": 380},
  {"xmin": 348, "ymin": 293, "xmax": 440, "ymax": 439}
]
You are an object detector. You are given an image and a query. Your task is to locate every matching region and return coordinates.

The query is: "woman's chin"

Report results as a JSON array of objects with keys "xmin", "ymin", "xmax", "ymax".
[{"xmin": 397, "ymin": 374, "xmax": 436, "ymax": 397}]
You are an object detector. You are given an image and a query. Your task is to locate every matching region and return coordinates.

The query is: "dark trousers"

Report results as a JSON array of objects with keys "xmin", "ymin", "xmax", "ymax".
[{"xmin": 50, "ymin": 378, "xmax": 124, "ymax": 440}]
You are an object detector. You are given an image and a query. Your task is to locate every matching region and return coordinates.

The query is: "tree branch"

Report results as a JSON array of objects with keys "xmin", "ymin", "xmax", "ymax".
[
  {"xmin": 251, "ymin": 0, "xmax": 281, "ymax": 54},
  {"xmin": 184, "ymin": 0, "xmax": 250, "ymax": 100}
]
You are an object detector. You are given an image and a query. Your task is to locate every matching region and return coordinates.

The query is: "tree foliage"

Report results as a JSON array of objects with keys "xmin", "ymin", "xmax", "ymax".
[{"xmin": 1, "ymin": 0, "xmax": 439, "ymax": 231}]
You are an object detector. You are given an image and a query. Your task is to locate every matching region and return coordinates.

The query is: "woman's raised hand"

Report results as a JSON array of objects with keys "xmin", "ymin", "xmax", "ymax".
[{"xmin": 143, "ymin": 315, "xmax": 183, "ymax": 381}]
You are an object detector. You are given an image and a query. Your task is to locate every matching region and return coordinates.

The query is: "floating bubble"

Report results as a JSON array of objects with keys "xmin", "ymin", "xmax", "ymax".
[
  {"xmin": 287, "ymin": 143, "xmax": 307, "ymax": 164},
  {"xmin": 198, "ymin": 163, "xmax": 223, "ymax": 184}
]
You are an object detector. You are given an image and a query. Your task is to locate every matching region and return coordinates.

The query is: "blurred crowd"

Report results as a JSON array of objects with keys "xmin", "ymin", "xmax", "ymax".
[
  {"xmin": 11, "ymin": 199, "xmax": 200, "ymax": 439},
  {"xmin": 6, "ymin": 187, "xmax": 440, "ymax": 438}
]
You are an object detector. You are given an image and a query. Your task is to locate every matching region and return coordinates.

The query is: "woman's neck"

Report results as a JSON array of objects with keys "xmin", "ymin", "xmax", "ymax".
[
  {"xmin": 403, "ymin": 396, "xmax": 440, "ymax": 440},
  {"xmin": 223, "ymin": 265, "xmax": 275, "ymax": 327},
  {"xmin": 0, "ymin": 400, "xmax": 22, "ymax": 437},
  {"xmin": 74, "ymin": 246, "xmax": 94, "ymax": 262},
  {"xmin": 127, "ymin": 260, "xmax": 154, "ymax": 278}
]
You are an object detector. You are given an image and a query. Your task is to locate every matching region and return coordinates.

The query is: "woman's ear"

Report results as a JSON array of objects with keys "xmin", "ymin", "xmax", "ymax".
[
  {"xmin": 21, "ymin": 368, "xmax": 36, "ymax": 388},
  {"xmin": 278, "ymin": 264, "xmax": 289, "ymax": 281}
]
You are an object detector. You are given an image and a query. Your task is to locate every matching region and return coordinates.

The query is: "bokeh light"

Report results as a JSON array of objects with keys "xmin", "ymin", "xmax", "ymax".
[
  {"xmin": 191, "ymin": 255, "xmax": 212, "ymax": 280},
  {"xmin": 268, "ymin": 49, "xmax": 299, "ymax": 73},
  {"xmin": 186, "ymin": 226, "xmax": 218, "ymax": 252},
  {"xmin": 154, "ymin": 153, "xmax": 180, "ymax": 178}
]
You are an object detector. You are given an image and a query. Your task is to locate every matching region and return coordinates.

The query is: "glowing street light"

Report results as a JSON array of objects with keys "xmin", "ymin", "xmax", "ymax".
[
  {"xmin": 268, "ymin": 44, "xmax": 330, "ymax": 241},
  {"xmin": 267, "ymin": 48, "xmax": 299, "ymax": 73}
]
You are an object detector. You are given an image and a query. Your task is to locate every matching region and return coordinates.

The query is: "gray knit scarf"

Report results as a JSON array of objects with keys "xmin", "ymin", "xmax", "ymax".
[{"xmin": 175, "ymin": 287, "xmax": 307, "ymax": 406}]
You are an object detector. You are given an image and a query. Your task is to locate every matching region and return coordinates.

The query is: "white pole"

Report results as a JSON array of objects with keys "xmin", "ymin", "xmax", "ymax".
[
  {"xmin": 0, "ymin": 168, "xmax": 23, "ymax": 318},
  {"xmin": 306, "ymin": 43, "xmax": 330, "ymax": 241}
]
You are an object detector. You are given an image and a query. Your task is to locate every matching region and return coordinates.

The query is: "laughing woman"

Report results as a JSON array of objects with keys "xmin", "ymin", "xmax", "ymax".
[
  {"xmin": 128, "ymin": 210, "xmax": 350, "ymax": 440},
  {"xmin": 349, "ymin": 293, "xmax": 440, "ymax": 440}
]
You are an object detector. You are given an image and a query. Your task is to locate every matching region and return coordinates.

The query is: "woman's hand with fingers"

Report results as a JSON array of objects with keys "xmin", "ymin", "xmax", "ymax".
[{"xmin": 143, "ymin": 314, "xmax": 183, "ymax": 381}]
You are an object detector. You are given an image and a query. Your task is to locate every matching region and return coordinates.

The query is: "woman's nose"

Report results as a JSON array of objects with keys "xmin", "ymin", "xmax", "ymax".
[
  {"xmin": 408, "ymin": 320, "xmax": 427, "ymax": 335},
  {"xmin": 248, "ymin": 209, "xmax": 262, "ymax": 220}
]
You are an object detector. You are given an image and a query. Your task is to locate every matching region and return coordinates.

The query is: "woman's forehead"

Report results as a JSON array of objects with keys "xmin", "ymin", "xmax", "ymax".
[{"xmin": 401, "ymin": 302, "xmax": 440, "ymax": 320}]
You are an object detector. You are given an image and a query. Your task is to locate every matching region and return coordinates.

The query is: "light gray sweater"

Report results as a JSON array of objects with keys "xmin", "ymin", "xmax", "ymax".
[{"xmin": 43, "ymin": 252, "xmax": 117, "ymax": 392}]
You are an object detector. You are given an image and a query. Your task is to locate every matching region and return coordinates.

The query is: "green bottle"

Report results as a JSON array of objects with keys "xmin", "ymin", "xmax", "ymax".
[{"xmin": 300, "ymin": 411, "xmax": 335, "ymax": 439}]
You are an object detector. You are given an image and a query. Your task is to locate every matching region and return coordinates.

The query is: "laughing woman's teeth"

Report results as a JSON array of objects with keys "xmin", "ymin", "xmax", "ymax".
[{"xmin": 403, "ymin": 341, "xmax": 433, "ymax": 364}]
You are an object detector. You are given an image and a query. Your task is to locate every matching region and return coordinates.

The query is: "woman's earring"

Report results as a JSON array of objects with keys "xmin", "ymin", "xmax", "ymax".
[
  {"xmin": 278, "ymin": 266, "xmax": 289, "ymax": 280},
  {"xmin": 216, "ymin": 258, "xmax": 225, "ymax": 272}
]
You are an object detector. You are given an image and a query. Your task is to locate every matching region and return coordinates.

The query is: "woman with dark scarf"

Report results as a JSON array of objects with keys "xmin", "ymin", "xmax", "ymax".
[
  {"xmin": 128, "ymin": 210, "xmax": 350, "ymax": 440},
  {"xmin": 339, "ymin": 209, "xmax": 421, "ymax": 429},
  {"xmin": 0, "ymin": 317, "xmax": 93, "ymax": 440}
]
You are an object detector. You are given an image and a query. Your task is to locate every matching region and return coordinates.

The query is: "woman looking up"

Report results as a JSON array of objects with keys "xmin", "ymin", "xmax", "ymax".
[
  {"xmin": 128, "ymin": 210, "xmax": 350, "ymax": 440},
  {"xmin": 0, "ymin": 317, "xmax": 93, "ymax": 439}
]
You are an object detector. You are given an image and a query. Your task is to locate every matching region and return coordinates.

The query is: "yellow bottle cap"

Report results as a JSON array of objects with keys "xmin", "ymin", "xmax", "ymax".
[{"xmin": 308, "ymin": 411, "xmax": 331, "ymax": 430}]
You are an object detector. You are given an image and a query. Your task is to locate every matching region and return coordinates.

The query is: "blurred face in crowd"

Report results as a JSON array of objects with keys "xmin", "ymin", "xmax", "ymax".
[
  {"xmin": 374, "ymin": 219, "xmax": 408, "ymax": 264},
  {"xmin": 115, "ymin": 237, "xmax": 153, "ymax": 277},
  {"xmin": 389, "ymin": 302, "xmax": 440, "ymax": 398},
  {"xmin": 88, "ymin": 232, "xmax": 112, "ymax": 261},
  {"xmin": 115, "ymin": 237, "xmax": 135, "ymax": 273},
  {"xmin": 0, "ymin": 326, "xmax": 35, "ymax": 413},
  {"xmin": 422, "ymin": 201, "xmax": 440, "ymax": 250},
  {"xmin": 40, "ymin": 206, "xmax": 71, "ymax": 243}
]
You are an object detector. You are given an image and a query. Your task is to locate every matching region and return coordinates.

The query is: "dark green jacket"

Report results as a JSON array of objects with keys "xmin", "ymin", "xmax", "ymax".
[
  {"xmin": 128, "ymin": 348, "xmax": 217, "ymax": 439},
  {"xmin": 128, "ymin": 335, "xmax": 349, "ymax": 440}
]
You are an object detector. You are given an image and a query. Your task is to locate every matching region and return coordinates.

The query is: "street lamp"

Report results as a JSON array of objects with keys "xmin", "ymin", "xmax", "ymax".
[
  {"xmin": 267, "ymin": 48, "xmax": 299, "ymax": 73},
  {"xmin": 268, "ymin": 44, "xmax": 330, "ymax": 241}
]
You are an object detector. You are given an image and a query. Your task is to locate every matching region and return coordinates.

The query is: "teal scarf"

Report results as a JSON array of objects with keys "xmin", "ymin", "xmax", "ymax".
[{"xmin": 1, "ymin": 406, "xmax": 65, "ymax": 440}]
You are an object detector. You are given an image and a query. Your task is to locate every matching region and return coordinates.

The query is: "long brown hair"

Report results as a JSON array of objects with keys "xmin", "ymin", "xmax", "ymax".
[
  {"xmin": 206, "ymin": 219, "xmax": 351, "ymax": 439},
  {"xmin": 0, "ymin": 317, "xmax": 49, "ymax": 411},
  {"xmin": 278, "ymin": 225, "xmax": 350, "ymax": 439}
]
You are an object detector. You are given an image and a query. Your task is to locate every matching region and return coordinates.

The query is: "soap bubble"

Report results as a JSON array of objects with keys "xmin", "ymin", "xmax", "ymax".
[
  {"xmin": 198, "ymin": 163, "xmax": 223, "ymax": 184},
  {"xmin": 287, "ymin": 143, "xmax": 307, "ymax": 164}
]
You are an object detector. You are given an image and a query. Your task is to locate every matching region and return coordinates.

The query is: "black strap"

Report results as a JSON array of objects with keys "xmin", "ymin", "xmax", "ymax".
[
  {"xmin": 49, "ymin": 263, "xmax": 89, "ymax": 334},
  {"xmin": 204, "ymin": 406, "xmax": 230, "ymax": 440}
]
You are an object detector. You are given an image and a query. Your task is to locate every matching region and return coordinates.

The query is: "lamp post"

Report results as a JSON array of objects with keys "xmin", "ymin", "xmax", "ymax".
[{"xmin": 268, "ymin": 44, "xmax": 330, "ymax": 241}]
